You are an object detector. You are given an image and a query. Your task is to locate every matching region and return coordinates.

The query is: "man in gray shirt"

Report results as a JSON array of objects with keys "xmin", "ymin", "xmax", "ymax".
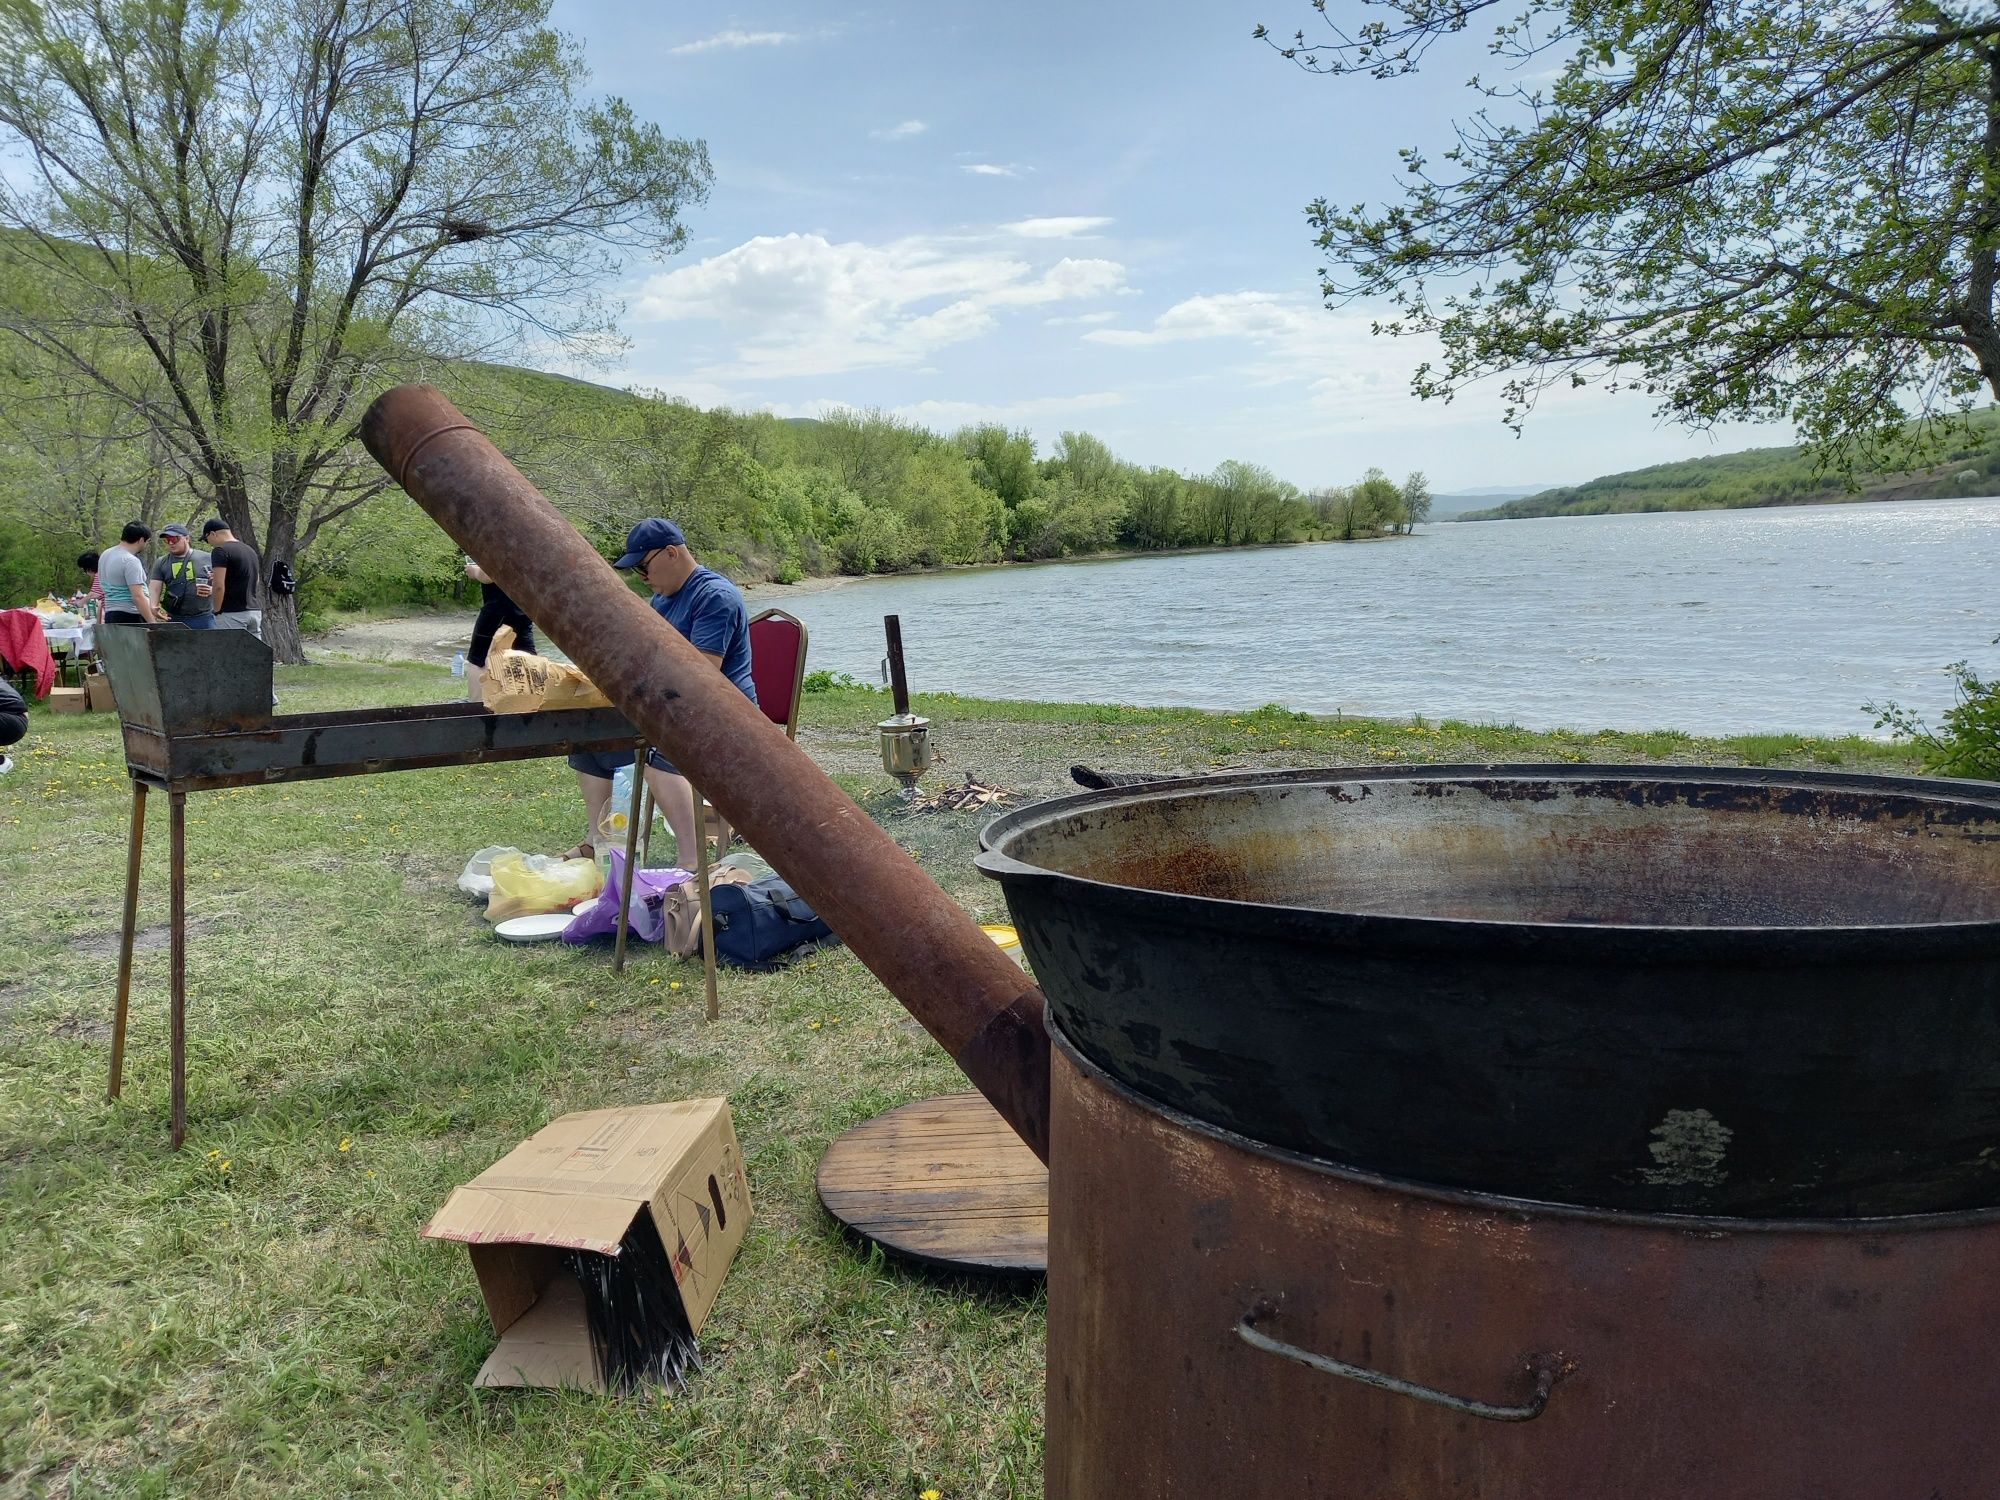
[
  {"xmin": 149, "ymin": 523, "xmax": 214, "ymax": 628},
  {"xmin": 98, "ymin": 522, "xmax": 161, "ymax": 624}
]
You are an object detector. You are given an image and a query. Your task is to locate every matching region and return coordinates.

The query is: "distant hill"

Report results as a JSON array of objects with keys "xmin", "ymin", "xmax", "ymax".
[
  {"xmin": 1431, "ymin": 486, "xmax": 1554, "ymax": 519},
  {"xmin": 1455, "ymin": 412, "xmax": 2000, "ymax": 520}
]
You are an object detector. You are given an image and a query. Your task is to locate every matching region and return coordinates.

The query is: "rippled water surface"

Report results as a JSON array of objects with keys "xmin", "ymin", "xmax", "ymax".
[{"xmin": 773, "ymin": 498, "xmax": 2000, "ymax": 736}]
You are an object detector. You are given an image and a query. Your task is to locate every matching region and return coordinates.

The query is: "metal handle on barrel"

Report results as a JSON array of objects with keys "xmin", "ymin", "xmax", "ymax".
[{"xmin": 1237, "ymin": 1304, "xmax": 1563, "ymax": 1423}]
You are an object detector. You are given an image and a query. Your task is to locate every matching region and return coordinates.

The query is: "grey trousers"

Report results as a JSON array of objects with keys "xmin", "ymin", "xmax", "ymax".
[{"xmin": 212, "ymin": 610, "xmax": 264, "ymax": 639}]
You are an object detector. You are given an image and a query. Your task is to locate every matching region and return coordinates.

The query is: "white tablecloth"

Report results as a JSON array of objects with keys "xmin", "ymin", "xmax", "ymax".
[{"xmin": 44, "ymin": 624, "xmax": 94, "ymax": 653}]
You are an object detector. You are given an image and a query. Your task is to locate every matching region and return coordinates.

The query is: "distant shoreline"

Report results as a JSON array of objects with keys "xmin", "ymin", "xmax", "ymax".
[{"xmin": 743, "ymin": 531, "xmax": 1405, "ymax": 599}]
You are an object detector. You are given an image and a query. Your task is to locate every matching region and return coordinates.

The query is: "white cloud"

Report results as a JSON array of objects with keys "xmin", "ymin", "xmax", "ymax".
[
  {"xmin": 669, "ymin": 29, "xmax": 799, "ymax": 55},
  {"xmin": 962, "ymin": 163, "xmax": 1023, "ymax": 178},
  {"xmin": 1046, "ymin": 310, "xmax": 1118, "ymax": 326},
  {"xmin": 872, "ymin": 119, "xmax": 928, "ymax": 140},
  {"xmin": 1002, "ymin": 216, "xmax": 1113, "ymax": 239},
  {"xmin": 1084, "ymin": 290, "xmax": 1450, "ymax": 428},
  {"xmin": 1084, "ymin": 291, "xmax": 1321, "ymax": 349},
  {"xmin": 635, "ymin": 233, "xmax": 1128, "ymax": 378},
  {"xmin": 888, "ymin": 392, "xmax": 1130, "ymax": 428}
]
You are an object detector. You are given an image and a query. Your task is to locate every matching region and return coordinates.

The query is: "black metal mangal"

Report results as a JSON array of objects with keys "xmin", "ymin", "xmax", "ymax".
[
  {"xmin": 100, "ymin": 623, "xmax": 649, "ymax": 1146},
  {"xmin": 979, "ymin": 763, "xmax": 2000, "ymax": 1217}
]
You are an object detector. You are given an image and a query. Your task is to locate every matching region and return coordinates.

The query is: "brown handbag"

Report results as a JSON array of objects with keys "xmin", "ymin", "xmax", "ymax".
[{"xmin": 658, "ymin": 865, "xmax": 755, "ymax": 957}]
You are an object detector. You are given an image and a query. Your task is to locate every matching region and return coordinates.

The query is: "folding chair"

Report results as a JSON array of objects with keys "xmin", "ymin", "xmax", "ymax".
[{"xmin": 618, "ymin": 609, "xmax": 810, "ymax": 1016}]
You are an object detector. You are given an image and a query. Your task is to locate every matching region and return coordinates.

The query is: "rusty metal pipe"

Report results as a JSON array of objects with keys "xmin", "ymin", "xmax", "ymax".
[{"xmin": 359, "ymin": 385, "xmax": 1051, "ymax": 1160}]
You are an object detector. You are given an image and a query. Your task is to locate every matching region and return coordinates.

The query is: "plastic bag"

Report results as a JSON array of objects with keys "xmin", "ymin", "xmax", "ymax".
[
  {"xmin": 457, "ymin": 845, "xmax": 520, "ymax": 899},
  {"xmin": 562, "ymin": 850, "xmax": 693, "ymax": 944},
  {"xmin": 480, "ymin": 625, "xmax": 611, "ymax": 714},
  {"xmin": 486, "ymin": 850, "xmax": 603, "ymax": 921}
]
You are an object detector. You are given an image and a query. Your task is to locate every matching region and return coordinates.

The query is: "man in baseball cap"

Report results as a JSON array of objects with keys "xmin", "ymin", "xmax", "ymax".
[
  {"xmin": 567, "ymin": 518, "xmax": 759, "ymax": 862},
  {"xmin": 149, "ymin": 523, "xmax": 214, "ymax": 628}
]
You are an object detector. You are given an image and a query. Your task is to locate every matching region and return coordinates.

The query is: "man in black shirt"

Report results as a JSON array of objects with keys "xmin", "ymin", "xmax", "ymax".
[{"xmin": 200, "ymin": 519, "xmax": 263, "ymax": 638}]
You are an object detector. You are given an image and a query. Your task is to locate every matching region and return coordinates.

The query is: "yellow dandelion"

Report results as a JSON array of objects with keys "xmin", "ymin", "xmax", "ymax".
[
  {"xmin": 218, "ymin": 1159, "xmax": 231, "ymax": 1172},
  {"xmin": 922, "ymin": 1490, "xmax": 942, "ymax": 1499},
  {"xmin": 338, "ymin": 1138, "xmax": 352, "ymax": 1152},
  {"xmin": 669, "ymin": 981, "xmax": 682, "ymax": 991},
  {"xmin": 808, "ymin": 1020, "xmax": 822, "ymax": 1030}
]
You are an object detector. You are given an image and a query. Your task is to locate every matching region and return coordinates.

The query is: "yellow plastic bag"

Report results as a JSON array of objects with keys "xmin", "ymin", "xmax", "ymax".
[{"xmin": 486, "ymin": 850, "xmax": 604, "ymax": 921}]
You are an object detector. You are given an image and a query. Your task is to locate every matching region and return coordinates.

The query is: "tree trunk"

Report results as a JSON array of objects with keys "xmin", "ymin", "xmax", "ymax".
[{"xmin": 264, "ymin": 592, "xmax": 306, "ymax": 665}]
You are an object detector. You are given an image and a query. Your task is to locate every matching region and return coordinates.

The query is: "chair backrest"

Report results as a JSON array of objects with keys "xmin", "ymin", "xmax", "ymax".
[{"xmin": 748, "ymin": 608, "xmax": 808, "ymax": 740}]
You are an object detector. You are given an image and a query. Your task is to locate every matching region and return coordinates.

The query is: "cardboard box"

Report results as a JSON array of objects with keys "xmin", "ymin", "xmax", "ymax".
[
  {"xmin": 425, "ymin": 1099, "xmax": 750, "ymax": 1392},
  {"xmin": 47, "ymin": 686, "xmax": 87, "ymax": 714},
  {"xmin": 84, "ymin": 673, "xmax": 115, "ymax": 713}
]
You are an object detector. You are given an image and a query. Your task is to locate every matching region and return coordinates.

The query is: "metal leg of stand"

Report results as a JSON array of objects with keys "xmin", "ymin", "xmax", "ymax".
[
  {"xmin": 613, "ymin": 746, "xmax": 645, "ymax": 974},
  {"xmin": 694, "ymin": 791, "xmax": 719, "ymax": 1021},
  {"xmin": 639, "ymin": 785, "xmax": 653, "ymax": 864},
  {"xmin": 169, "ymin": 791, "xmax": 187, "ymax": 1149},
  {"xmin": 108, "ymin": 781, "xmax": 148, "ymax": 1100}
]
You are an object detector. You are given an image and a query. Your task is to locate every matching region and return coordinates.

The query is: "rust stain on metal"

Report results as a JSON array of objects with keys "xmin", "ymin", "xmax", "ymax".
[{"xmin": 1047, "ymin": 1035, "xmax": 2000, "ymax": 1496}]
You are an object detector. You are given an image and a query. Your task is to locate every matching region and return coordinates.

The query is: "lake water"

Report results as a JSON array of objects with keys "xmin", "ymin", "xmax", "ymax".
[{"xmin": 766, "ymin": 498, "xmax": 2000, "ymax": 737}]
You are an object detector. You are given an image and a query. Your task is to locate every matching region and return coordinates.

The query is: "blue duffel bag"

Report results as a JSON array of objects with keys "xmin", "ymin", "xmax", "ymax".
[{"xmin": 708, "ymin": 875, "xmax": 837, "ymax": 969}]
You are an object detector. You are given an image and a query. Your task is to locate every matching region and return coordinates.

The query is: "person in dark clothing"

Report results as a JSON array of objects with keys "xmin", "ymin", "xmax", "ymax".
[
  {"xmin": 0, "ymin": 677, "xmax": 26, "ymax": 774},
  {"xmin": 200, "ymin": 519, "xmax": 264, "ymax": 638},
  {"xmin": 464, "ymin": 558, "xmax": 535, "ymax": 701}
]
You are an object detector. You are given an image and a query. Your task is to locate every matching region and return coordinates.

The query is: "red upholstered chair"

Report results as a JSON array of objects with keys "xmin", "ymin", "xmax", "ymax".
[
  {"xmin": 747, "ymin": 608, "xmax": 809, "ymax": 740},
  {"xmin": 631, "ymin": 606, "xmax": 812, "ymax": 1015}
]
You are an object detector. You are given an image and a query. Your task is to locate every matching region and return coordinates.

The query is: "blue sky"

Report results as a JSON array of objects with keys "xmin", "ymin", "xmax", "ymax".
[{"xmin": 544, "ymin": 1, "xmax": 1789, "ymax": 493}]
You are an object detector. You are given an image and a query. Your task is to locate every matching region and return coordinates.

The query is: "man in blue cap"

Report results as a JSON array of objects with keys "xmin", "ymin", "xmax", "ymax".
[{"xmin": 566, "ymin": 518, "xmax": 758, "ymax": 862}]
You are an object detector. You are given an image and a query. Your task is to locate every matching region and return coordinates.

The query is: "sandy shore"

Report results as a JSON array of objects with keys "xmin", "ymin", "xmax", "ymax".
[{"xmin": 307, "ymin": 574, "xmax": 861, "ymax": 665}]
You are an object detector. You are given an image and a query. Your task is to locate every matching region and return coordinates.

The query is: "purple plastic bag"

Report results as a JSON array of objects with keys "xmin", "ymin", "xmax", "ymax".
[{"xmin": 562, "ymin": 850, "xmax": 692, "ymax": 944}]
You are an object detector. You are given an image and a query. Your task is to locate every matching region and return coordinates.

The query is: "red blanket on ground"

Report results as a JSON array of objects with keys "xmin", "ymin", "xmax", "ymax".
[{"xmin": 0, "ymin": 609, "xmax": 56, "ymax": 698}]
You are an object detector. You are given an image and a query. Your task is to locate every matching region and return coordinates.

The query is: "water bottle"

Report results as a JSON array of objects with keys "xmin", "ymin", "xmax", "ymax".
[{"xmin": 451, "ymin": 651, "xmax": 466, "ymax": 677}]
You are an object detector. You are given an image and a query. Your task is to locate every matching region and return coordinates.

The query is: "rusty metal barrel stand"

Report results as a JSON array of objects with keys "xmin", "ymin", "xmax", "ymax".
[{"xmin": 981, "ymin": 767, "xmax": 2000, "ymax": 1498}]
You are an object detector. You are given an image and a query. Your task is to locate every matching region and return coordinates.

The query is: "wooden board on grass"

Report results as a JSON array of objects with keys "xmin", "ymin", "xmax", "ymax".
[{"xmin": 816, "ymin": 1092, "xmax": 1047, "ymax": 1277}]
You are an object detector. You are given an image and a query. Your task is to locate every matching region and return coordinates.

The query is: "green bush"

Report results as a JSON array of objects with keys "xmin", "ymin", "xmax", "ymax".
[
  {"xmin": 802, "ymin": 669, "xmax": 867, "ymax": 694},
  {"xmin": 1872, "ymin": 660, "xmax": 2000, "ymax": 778}
]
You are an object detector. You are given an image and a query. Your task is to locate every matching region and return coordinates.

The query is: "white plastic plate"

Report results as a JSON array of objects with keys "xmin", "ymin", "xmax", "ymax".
[{"xmin": 493, "ymin": 911, "xmax": 573, "ymax": 942}]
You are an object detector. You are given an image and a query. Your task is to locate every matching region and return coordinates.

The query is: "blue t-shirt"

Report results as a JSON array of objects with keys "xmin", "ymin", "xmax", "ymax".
[{"xmin": 654, "ymin": 566, "xmax": 757, "ymax": 705}]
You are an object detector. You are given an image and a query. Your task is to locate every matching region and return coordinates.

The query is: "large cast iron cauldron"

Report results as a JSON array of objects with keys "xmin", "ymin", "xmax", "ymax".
[{"xmin": 977, "ymin": 765, "xmax": 2000, "ymax": 1217}]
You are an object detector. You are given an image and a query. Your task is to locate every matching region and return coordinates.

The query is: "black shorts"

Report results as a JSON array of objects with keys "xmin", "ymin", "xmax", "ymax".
[
  {"xmin": 103, "ymin": 610, "xmax": 145, "ymax": 625},
  {"xmin": 467, "ymin": 598, "xmax": 534, "ymax": 667},
  {"xmin": 567, "ymin": 747, "xmax": 680, "ymax": 779}
]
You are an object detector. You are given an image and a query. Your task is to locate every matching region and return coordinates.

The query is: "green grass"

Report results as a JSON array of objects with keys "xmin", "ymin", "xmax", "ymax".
[{"xmin": 0, "ymin": 661, "xmax": 1922, "ymax": 1498}]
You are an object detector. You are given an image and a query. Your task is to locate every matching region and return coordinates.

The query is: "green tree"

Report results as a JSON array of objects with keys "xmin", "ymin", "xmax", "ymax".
[
  {"xmin": 0, "ymin": 0, "xmax": 709, "ymax": 659},
  {"xmin": 1263, "ymin": 2, "xmax": 2000, "ymax": 471},
  {"xmin": 1124, "ymin": 466, "xmax": 1187, "ymax": 549},
  {"xmin": 957, "ymin": 424, "xmax": 1040, "ymax": 511},
  {"xmin": 809, "ymin": 407, "xmax": 919, "ymax": 502},
  {"xmin": 1399, "ymin": 470, "xmax": 1432, "ymax": 532}
]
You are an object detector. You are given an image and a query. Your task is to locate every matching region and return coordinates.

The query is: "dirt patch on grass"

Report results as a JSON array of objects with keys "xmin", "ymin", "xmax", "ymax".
[
  {"xmin": 68, "ymin": 918, "xmax": 215, "ymax": 957},
  {"xmin": 49, "ymin": 1012, "xmax": 111, "ymax": 1042}
]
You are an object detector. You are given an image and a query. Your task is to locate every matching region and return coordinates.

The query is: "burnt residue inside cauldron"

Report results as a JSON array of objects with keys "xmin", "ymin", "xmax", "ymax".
[
  {"xmin": 978, "ymin": 766, "xmax": 2000, "ymax": 1218},
  {"xmin": 1003, "ymin": 773, "xmax": 2000, "ymax": 928}
]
